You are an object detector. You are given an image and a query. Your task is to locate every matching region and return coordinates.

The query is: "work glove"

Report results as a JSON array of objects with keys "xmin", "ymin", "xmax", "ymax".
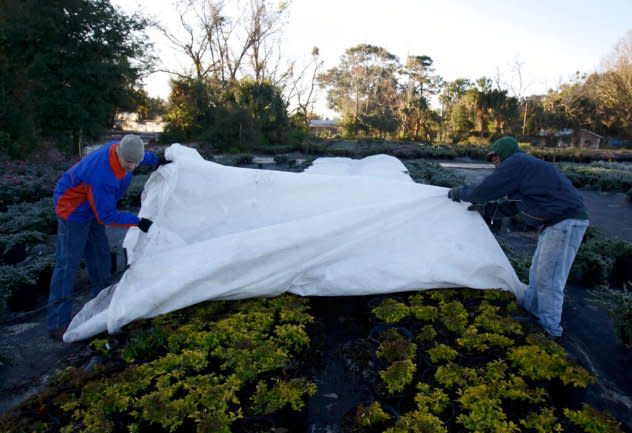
[
  {"xmin": 467, "ymin": 202, "xmax": 498, "ymax": 225},
  {"xmin": 467, "ymin": 203, "xmax": 486, "ymax": 217},
  {"xmin": 157, "ymin": 155, "xmax": 172, "ymax": 166},
  {"xmin": 448, "ymin": 187, "xmax": 463, "ymax": 202},
  {"xmin": 137, "ymin": 217, "xmax": 153, "ymax": 233}
]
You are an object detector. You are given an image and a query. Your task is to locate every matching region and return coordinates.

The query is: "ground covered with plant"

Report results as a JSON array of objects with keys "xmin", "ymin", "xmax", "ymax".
[
  {"xmin": 0, "ymin": 142, "xmax": 631, "ymax": 432},
  {"xmin": 0, "ymin": 289, "xmax": 628, "ymax": 433}
]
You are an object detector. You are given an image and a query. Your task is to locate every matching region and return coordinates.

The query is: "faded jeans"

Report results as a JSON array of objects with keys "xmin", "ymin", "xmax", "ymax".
[
  {"xmin": 47, "ymin": 217, "xmax": 111, "ymax": 330},
  {"xmin": 523, "ymin": 218, "xmax": 589, "ymax": 337}
]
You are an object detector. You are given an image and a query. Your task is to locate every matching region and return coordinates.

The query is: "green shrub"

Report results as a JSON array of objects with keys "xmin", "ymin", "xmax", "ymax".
[
  {"xmin": 558, "ymin": 162, "xmax": 632, "ymax": 192},
  {"xmin": 119, "ymin": 174, "xmax": 149, "ymax": 208},
  {"xmin": 371, "ymin": 298, "xmax": 409, "ymax": 324},
  {"xmin": 0, "ymin": 160, "xmax": 65, "ymax": 206},
  {"xmin": 402, "ymin": 159, "xmax": 465, "ymax": 187},
  {"xmin": 0, "ymin": 197, "xmax": 56, "ymax": 234},
  {"xmin": 427, "ymin": 344, "xmax": 458, "ymax": 364},
  {"xmin": 380, "ymin": 359, "xmax": 417, "ymax": 394},
  {"xmin": 439, "ymin": 300, "xmax": 469, "ymax": 334},
  {"xmin": 572, "ymin": 226, "xmax": 632, "ymax": 285},
  {"xmin": 383, "ymin": 410, "xmax": 447, "ymax": 433},
  {"xmin": 589, "ymin": 287, "xmax": 632, "ymax": 346},
  {"xmin": 563, "ymin": 403, "xmax": 623, "ymax": 433},
  {"xmin": 377, "ymin": 329, "xmax": 417, "ymax": 363},
  {"xmin": 0, "ymin": 231, "xmax": 47, "ymax": 258},
  {"xmin": 354, "ymin": 401, "xmax": 392, "ymax": 426},
  {"xmin": 250, "ymin": 378, "xmax": 317, "ymax": 415},
  {"xmin": 519, "ymin": 407, "xmax": 563, "ymax": 433},
  {"xmin": 0, "ymin": 295, "xmax": 315, "ymax": 432}
]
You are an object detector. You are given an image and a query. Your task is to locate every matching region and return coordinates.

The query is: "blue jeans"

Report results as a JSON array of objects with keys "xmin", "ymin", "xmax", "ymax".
[
  {"xmin": 47, "ymin": 217, "xmax": 111, "ymax": 330},
  {"xmin": 523, "ymin": 218, "xmax": 589, "ymax": 337}
]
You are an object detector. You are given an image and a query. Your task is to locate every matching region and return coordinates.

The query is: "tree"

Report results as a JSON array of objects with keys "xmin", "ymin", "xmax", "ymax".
[
  {"xmin": 0, "ymin": 0, "xmax": 153, "ymax": 156},
  {"xmin": 399, "ymin": 55, "xmax": 441, "ymax": 141},
  {"xmin": 157, "ymin": 0, "xmax": 289, "ymax": 84},
  {"xmin": 319, "ymin": 44, "xmax": 399, "ymax": 137},
  {"xmin": 286, "ymin": 47, "xmax": 323, "ymax": 131},
  {"xmin": 591, "ymin": 30, "xmax": 632, "ymax": 138},
  {"xmin": 439, "ymin": 78, "xmax": 472, "ymax": 142}
]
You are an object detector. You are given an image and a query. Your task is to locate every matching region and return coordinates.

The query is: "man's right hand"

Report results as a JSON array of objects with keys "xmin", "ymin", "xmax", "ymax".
[
  {"xmin": 157, "ymin": 155, "xmax": 172, "ymax": 166},
  {"xmin": 138, "ymin": 217, "xmax": 153, "ymax": 233}
]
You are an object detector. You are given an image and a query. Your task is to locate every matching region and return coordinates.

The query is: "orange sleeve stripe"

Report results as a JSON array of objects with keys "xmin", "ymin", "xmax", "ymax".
[{"xmin": 55, "ymin": 184, "xmax": 91, "ymax": 220}]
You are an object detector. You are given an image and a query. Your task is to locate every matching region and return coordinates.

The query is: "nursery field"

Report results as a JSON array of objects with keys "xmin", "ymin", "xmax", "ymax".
[{"xmin": 0, "ymin": 145, "xmax": 631, "ymax": 433}]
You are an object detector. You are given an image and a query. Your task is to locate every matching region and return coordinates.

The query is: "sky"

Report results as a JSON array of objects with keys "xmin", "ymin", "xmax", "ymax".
[{"xmin": 113, "ymin": 0, "xmax": 632, "ymax": 115}]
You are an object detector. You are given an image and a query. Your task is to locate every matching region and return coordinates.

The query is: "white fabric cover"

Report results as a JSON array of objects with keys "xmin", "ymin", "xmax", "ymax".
[{"xmin": 64, "ymin": 144, "xmax": 526, "ymax": 342}]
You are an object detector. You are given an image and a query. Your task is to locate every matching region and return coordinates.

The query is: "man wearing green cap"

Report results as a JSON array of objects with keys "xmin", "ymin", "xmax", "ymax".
[
  {"xmin": 448, "ymin": 136, "xmax": 589, "ymax": 338},
  {"xmin": 47, "ymin": 134, "xmax": 171, "ymax": 341}
]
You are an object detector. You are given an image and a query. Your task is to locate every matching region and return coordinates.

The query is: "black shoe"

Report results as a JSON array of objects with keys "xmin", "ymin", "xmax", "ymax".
[{"xmin": 48, "ymin": 327, "xmax": 67, "ymax": 342}]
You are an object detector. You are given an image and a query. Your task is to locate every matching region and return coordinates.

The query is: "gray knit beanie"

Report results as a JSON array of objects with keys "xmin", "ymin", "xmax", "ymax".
[{"xmin": 118, "ymin": 134, "xmax": 144, "ymax": 163}]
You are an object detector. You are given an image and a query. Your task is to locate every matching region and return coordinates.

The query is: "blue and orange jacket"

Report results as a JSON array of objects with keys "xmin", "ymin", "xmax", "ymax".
[{"xmin": 53, "ymin": 141, "xmax": 159, "ymax": 227}]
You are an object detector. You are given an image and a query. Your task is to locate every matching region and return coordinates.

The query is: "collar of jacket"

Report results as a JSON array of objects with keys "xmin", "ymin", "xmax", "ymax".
[{"xmin": 109, "ymin": 144, "xmax": 127, "ymax": 180}]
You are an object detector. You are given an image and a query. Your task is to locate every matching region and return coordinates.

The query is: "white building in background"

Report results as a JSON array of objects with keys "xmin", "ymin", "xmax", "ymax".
[
  {"xmin": 309, "ymin": 119, "xmax": 339, "ymax": 137},
  {"xmin": 114, "ymin": 112, "xmax": 165, "ymax": 133},
  {"xmin": 536, "ymin": 128, "xmax": 603, "ymax": 149}
]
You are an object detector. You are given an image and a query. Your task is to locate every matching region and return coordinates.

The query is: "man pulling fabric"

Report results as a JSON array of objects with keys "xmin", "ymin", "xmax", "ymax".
[
  {"xmin": 47, "ymin": 134, "xmax": 170, "ymax": 341},
  {"xmin": 448, "ymin": 136, "xmax": 589, "ymax": 338}
]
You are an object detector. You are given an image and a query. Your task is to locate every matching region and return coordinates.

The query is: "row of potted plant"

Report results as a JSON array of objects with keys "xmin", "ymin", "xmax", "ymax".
[
  {"xmin": 348, "ymin": 288, "xmax": 625, "ymax": 433},
  {"xmin": 0, "ymin": 294, "xmax": 317, "ymax": 433}
]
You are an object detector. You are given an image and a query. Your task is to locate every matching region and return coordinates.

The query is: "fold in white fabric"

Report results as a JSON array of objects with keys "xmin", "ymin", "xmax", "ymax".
[{"xmin": 64, "ymin": 145, "xmax": 525, "ymax": 342}]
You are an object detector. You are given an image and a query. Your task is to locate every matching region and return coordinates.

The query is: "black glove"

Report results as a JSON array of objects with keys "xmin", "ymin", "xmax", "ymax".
[
  {"xmin": 467, "ymin": 202, "xmax": 498, "ymax": 225},
  {"xmin": 448, "ymin": 187, "xmax": 462, "ymax": 202},
  {"xmin": 137, "ymin": 217, "xmax": 153, "ymax": 233},
  {"xmin": 157, "ymin": 155, "xmax": 172, "ymax": 166},
  {"xmin": 467, "ymin": 203, "xmax": 486, "ymax": 216}
]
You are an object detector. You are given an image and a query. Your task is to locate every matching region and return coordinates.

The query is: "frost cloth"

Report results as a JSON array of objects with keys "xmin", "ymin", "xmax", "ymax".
[{"xmin": 64, "ymin": 144, "xmax": 525, "ymax": 342}]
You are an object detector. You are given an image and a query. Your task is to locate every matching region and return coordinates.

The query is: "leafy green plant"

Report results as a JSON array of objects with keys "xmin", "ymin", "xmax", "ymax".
[
  {"xmin": 474, "ymin": 301, "xmax": 523, "ymax": 336},
  {"xmin": 507, "ymin": 334, "xmax": 594, "ymax": 388},
  {"xmin": 122, "ymin": 327, "xmax": 169, "ymax": 363},
  {"xmin": 354, "ymin": 401, "xmax": 392, "ymax": 426},
  {"xmin": 380, "ymin": 359, "xmax": 417, "ymax": 394},
  {"xmin": 415, "ymin": 324, "xmax": 437, "ymax": 343},
  {"xmin": 426, "ymin": 344, "xmax": 458, "ymax": 364},
  {"xmin": 414, "ymin": 383, "xmax": 449, "ymax": 415},
  {"xmin": 456, "ymin": 326, "xmax": 514, "ymax": 353},
  {"xmin": 372, "ymin": 298, "xmax": 409, "ymax": 324},
  {"xmin": 383, "ymin": 409, "xmax": 448, "ymax": 433},
  {"xmin": 250, "ymin": 378, "xmax": 317, "ymax": 415},
  {"xmin": 439, "ymin": 300, "xmax": 469, "ymax": 334},
  {"xmin": 519, "ymin": 407, "xmax": 563, "ymax": 433},
  {"xmin": 377, "ymin": 328, "xmax": 417, "ymax": 363},
  {"xmin": 481, "ymin": 289, "xmax": 516, "ymax": 304},
  {"xmin": 408, "ymin": 295, "xmax": 439, "ymax": 322},
  {"xmin": 563, "ymin": 403, "xmax": 623, "ymax": 433},
  {"xmin": 435, "ymin": 362, "xmax": 477, "ymax": 390},
  {"xmin": 457, "ymin": 383, "xmax": 519, "ymax": 433},
  {"xmin": 1, "ymin": 294, "xmax": 316, "ymax": 433},
  {"xmin": 274, "ymin": 323, "xmax": 311, "ymax": 352}
]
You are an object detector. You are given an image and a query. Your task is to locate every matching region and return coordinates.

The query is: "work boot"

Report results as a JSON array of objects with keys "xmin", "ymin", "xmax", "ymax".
[{"xmin": 48, "ymin": 327, "xmax": 67, "ymax": 342}]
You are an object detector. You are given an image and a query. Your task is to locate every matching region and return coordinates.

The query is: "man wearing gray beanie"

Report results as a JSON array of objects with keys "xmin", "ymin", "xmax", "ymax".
[{"xmin": 47, "ymin": 134, "xmax": 172, "ymax": 341}]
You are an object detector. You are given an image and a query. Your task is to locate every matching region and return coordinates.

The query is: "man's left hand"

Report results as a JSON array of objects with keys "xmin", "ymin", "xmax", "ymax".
[{"xmin": 448, "ymin": 187, "xmax": 463, "ymax": 202}]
